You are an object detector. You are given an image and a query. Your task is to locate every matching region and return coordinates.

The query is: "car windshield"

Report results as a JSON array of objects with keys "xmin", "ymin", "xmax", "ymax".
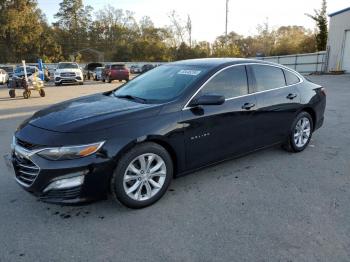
[
  {"xmin": 113, "ymin": 64, "xmax": 208, "ymax": 103},
  {"xmin": 58, "ymin": 63, "xmax": 79, "ymax": 69},
  {"xmin": 15, "ymin": 67, "xmax": 36, "ymax": 74}
]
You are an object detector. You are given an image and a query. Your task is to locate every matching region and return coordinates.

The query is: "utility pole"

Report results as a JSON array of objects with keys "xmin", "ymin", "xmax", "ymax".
[{"xmin": 225, "ymin": 0, "xmax": 229, "ymax": 36}]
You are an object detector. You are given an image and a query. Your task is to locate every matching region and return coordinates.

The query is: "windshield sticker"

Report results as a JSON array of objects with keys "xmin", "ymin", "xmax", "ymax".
[{"xmin": 177, "ymin": 70, "xmax": 201, "ymax": 76}]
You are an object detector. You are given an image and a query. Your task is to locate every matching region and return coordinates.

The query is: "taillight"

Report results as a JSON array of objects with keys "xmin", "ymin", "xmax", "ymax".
[{"xmin": 320, "ymin": 87, "xmax": 326, "ymax": 96}]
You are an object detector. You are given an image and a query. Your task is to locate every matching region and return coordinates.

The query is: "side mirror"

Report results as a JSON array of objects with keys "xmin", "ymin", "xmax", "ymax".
[{"xmin": 189, "ymin": 94, "xmax": 225, "ymax": 107}]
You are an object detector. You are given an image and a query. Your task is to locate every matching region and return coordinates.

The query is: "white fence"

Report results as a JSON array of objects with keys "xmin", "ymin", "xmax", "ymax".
[
  {"xmin": 254, "ymin": 51, "xmax": 328, "ymax": 74},
  {"xmin": 1, "ymin": 52, "xmax": 329, "ymax": 75}
]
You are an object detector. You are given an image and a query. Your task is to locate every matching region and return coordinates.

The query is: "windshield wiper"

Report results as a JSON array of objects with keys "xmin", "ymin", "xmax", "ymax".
[{"xmin": 113, "ymin": 94, "xmax": 148, "ymax": 103}]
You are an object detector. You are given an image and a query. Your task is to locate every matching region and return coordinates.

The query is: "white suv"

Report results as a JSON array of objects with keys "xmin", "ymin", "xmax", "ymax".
[{"xmin": 54, "ymin": 62, "xmax": 84, "ymax": 86}]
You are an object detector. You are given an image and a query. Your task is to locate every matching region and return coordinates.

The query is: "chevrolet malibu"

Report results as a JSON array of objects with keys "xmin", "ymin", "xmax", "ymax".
[{"xmin": 7, "ymin": 58, "xmax": 326, "ymax": 208}]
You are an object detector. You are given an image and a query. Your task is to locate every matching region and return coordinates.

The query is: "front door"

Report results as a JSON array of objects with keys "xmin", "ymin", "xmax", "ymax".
[{"xmin": 182, "ymin": 65, "xmax": 257, "ymax": 170}]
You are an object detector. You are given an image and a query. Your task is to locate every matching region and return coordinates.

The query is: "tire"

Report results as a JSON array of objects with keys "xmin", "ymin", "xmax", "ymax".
[
  {"xmin": 79, "ymin": 82, "xmax": 84, "ymax": 85},
  {"xmin": 55, "ymin": 83, "xmax": 61, "ymax": 86},
  {"xmin": 108, "ymin": 77, "xmax": 112, "ymax": 83},
  {"xmin": 110, "ymin": 142, "xmax": 173, "ymax": 209},
  {"xmin": 119, "ymin": 80, "xmax": 122, "ymax": 82},
  {"xmin": 283, "ymin": 111, "xmax": 313, "ymax": 153},
  {"xmin": 102, "ymin": 78, "xmax": 105, "ymax": 83},
  {"xmin": 23, "ymin": 91, "xmax": 30, "ymax": 99},
  {"xmin": 125, "ymin": 78, "xmax": 129, "ymax": 82},
  {"xmin": 39, "ymin": 89, "xmax": 45, "ymax": 97},
  {"xmin": 9, "ymin": 90, "xmax": 15, "ymax": 98}
]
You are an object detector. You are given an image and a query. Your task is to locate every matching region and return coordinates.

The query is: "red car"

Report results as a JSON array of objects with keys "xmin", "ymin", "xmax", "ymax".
[{"xmin": 102, "ymin": 64, "xmax": 129, "ymax": 83}]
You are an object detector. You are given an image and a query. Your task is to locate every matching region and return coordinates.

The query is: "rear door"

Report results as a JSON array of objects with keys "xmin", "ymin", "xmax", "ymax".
[
  {"xmin": 183, "ymin": 65, "xmax": 257, "ymax": 169},
  {"xmin": 248, "ymin": 64, "xmax": 301, "ymax": 148}
]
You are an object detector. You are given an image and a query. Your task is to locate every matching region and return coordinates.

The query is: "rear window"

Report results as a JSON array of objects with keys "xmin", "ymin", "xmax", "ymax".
[
  {"xmin": 251, "ymin": 65, "xmax": 286, "ymax": 92},
  {"xmin": 111, "ymin": 65, "xmax": 126, "ymax": 69},
  {"xmin": 284, "ymin": 70, "xmax": 300, "ymax": 85}
]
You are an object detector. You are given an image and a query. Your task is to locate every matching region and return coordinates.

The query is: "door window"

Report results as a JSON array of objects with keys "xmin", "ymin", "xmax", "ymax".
[
  {"xmin": 284, "ymin": 70, "xmax": 300, "ymax": 85},
  {"xmin": 200, "ymin": 66, "xmax": 248, "ymax": 99},
  {"xmin": 251, "ymin": 65, "xmax": 286, "ymax": 92}
]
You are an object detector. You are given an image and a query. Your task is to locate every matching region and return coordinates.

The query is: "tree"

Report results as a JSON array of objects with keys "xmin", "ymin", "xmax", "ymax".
[
  {"xmin": 273, "ymin": 26, "xmax": 316, "ymax": 55},
  {"xmin": 54, "ymin": 0, "xmax": 93, "ymax": 58},
  {"xmin": 306, "ymin": 0, "xmax": 328, "ymax": 51},
  {"xmin": 212, "ymin": 32, "xmax": 242, "ymax": 57},
  {"xmin": 0, "ymin": 0, "xmax": 45, "ymax": 62}
]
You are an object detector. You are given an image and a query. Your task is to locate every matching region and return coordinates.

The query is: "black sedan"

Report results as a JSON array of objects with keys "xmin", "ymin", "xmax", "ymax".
[{"xmin": 7, "ymin": 58, "xmax": 326, "ymax": 208}]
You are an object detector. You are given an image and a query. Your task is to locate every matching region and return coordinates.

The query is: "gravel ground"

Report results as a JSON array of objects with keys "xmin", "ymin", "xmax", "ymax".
[{"xmin": 0, "ymin": 75, "xmax": 349, "ymax": 262}]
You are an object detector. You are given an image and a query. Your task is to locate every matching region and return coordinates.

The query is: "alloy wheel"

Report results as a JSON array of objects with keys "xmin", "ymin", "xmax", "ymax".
[
  {"xmin": 123, "ymin": 153, "xmax": 167, "ymax": 201},
  {"xmin": 294, "ymin": 117, "xmax": 311, "ymax": 148}
]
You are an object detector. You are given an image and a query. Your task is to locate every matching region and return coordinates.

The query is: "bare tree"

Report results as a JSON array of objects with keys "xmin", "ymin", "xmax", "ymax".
[{"xmin": 168, "ymin": 10, "xmax": 185, "ymax": 46}]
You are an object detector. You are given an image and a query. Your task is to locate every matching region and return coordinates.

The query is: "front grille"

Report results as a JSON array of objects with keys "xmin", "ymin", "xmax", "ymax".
[
  {"xmin": 40, "ymin": 186, "xmax": 81, "ymax": 201},
  {"xmin": 60, "ymin": 72, "xmax": 76, "ymax": 77},
  {"xmin": 13, "ymin": 152, "xmax": 39, "ymax": 186}
]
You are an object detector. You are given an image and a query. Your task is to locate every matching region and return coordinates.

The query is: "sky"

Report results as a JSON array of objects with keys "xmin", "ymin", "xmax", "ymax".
[{"xmin": 37, "ymin": 0, "xmax": 350, "ymax": 42}]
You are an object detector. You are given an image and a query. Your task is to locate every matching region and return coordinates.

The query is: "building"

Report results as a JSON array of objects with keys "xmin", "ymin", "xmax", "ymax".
[{"xmin": 327, "ymin": 7, "xmax": 350, "ymax": 72}]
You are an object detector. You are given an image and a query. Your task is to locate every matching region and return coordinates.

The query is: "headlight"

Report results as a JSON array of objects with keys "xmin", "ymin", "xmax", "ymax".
[{"xmin": 37, "ymin": 141, "xmax": 105, "ymax": 160}]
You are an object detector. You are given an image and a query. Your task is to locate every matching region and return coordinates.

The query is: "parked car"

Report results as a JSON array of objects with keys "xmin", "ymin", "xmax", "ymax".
[
  {"xmin": 6, "ymin": 58, "xmax": 326, "ymax": 208},
  {"xmin": 84, "ymin": 62, "xmax": 104, "ymax": 80},
  {"xmin": 0, "ymin": 69, "xmax": 9, "ymax": 84},
  {"xmin": 93, "ymin": 67, "xmax": 104, "ymax": 81},
  {"xmin": 54, "ymin": 62, "xmax": 84, "ymax": 86},
  {"xmin": 0, "ymin": 66, "xmax": 14, "ymax": 80},
  {"xmin": 13, "ymin": 66, "xmax": 39, "ymax": 78},
  {"xmin": 102, "ymin": 64, "xmax": 129, "ymax": 83},
  {"xmin": 130, "ymin": 65, "xmax": 142, "ymax": 74},
  {"xmin": 141, "ymin": 64, "xmax": 155, "ymax": 73}
]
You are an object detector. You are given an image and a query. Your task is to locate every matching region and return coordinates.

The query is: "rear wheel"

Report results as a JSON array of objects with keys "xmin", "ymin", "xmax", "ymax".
[
  {"xmin": 102, "ymin": 78, "xmax": 105, "ymax": 83},
  {"xmin": 9, "ymin": 90, "xmax": 15, "ymax": 98},
  {"xmin": 107, "ymin": 77, "xmax": 112, "ymax": 83},
  {"xmin": 283, "ymin": 111, "xmax": 313, "ymax": 152},
  {"xmin": 110, "ymin": 142, "xmax": 173, "ymax": 209}
]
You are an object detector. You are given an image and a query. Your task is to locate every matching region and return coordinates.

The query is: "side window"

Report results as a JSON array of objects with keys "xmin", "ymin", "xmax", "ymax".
[
  {"xmin": 201, "ymin": 66, "xmax": 248, "ymax": 99},
  {"xmin": 284, "ymin": 70, "xmax": 300, "ymax": 85},
  {"xmin": 251, "ymin": 65, "xmax": 286, "ymax": 92}
]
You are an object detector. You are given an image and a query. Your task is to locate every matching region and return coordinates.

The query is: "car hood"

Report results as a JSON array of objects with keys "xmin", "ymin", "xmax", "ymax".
[{"xmin": 25, "ymin": 93, "xmax": 162, "ymax": 133}]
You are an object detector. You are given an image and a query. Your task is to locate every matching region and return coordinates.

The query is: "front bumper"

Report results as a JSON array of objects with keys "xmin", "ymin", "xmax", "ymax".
[
  {"xmin": 6, "ymin": 143, "xmax": 115, "ymax": 205},
  {"xmin": 55, "ymin": 76, "xmax": 83, "ymax": 84}
]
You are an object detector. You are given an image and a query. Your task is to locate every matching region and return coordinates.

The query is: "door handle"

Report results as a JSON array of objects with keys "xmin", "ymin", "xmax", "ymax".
[
  {"xmin": 286, "ymin": 93, "xmax": 297, "ymax": 100},
  {"xmin": 241, "ymin": 102, "xmax": 255, "ymax": 110}
]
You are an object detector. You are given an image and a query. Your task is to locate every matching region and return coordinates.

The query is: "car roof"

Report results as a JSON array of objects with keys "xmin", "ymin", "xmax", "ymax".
[{"xmin": 171, "ymin": 58, "xmax": 278, "ymax": 68}]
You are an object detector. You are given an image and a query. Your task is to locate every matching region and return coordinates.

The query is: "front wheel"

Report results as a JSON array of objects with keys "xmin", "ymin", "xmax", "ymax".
[
  {"xmin": 283, "ymin": 111, "xmax": 313, "ymax": 152},
  {"xmin": 39, "ymin": 89, "xmax": 45, "ymax": 97},
  {"xmin": 23, "ymin": 90, "xmax": 30, "ymax": 99},
  {"xmin": 110, "ymin": 142, "xmax": 173, "ymax": 208}
]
